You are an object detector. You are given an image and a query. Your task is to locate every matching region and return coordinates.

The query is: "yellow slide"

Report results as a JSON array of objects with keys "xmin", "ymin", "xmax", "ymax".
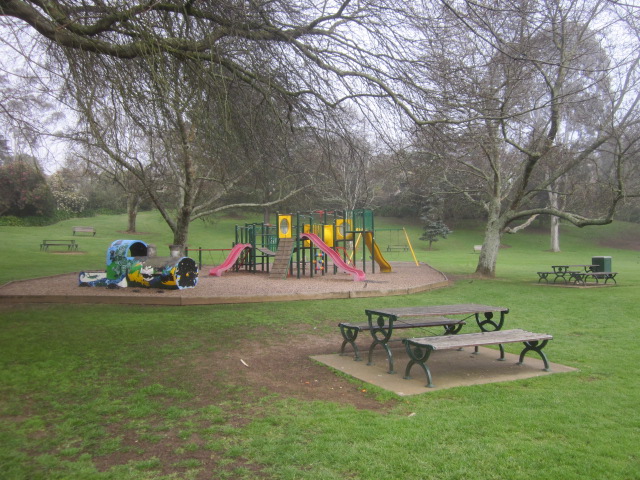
[{"xmin": 363, "ymin": 232, "xmax": 392, "ymax": 272}]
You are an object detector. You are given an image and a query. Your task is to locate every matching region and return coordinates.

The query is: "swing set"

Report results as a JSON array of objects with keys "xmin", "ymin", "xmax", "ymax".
[
  {"xmin": 350, "ymin": 227, "xmax": 419, "ymax": 265},
  {"xmin": 186, "ymin": 247, "xmax": 234, "ymax": 269}
]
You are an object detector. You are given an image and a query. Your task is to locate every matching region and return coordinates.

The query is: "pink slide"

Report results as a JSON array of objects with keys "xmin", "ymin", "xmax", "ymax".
[
  {"xmin": 209, "ymin": 244, "xmax": 252, "ymax": 277},
  {"xmin": 300, "ymin": 233, "xmax": 366, "ymax": 281}
]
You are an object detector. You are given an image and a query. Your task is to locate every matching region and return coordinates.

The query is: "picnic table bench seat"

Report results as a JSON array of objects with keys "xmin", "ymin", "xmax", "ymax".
[
  {"xmin": 537, "ymin": 271, "xmax": 555, "ymax": 282},
  {"xmin": 403, "ymin": 328, "xmax": 553, "ymax": 387},
  {"xmin": 40, "ymin": 239, "xmax": 78, "ymax": 251},
  {"xmin": 72, "ymin": 226, "xmax": 96, "ymax": 236},
  {"xmin": 536, "ymin": 271, "xmax": 580, "ymax": 283},
  {"xmin": 570, "ymin": 271, "xmax": 618, "ymax": 285},
  {"xmin": 339, "ymin": 316, "xmax": 466, "ymax": 365}
]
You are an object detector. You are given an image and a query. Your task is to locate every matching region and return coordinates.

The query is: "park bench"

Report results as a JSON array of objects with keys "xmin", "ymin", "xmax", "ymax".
[
  {"xmin": 473, "ymin": 245, "xmax": 482, "ymax": 253},
  {"xmin": 338, "ymin": 316, "xmax": 466, "ymax": 368},
  {"xmin": 569, "ymin": 271, "xmax": 618, "ymax": 285},
  {"xmin": 40, "ymin": 239, "xmax": 78, "ymax": 251},
  {"xmin": 403, "ymin": 328, "xmax": 553, "ymax": 387},
  {"xmin": 72, "ymin": 226, "xmax": 96, "ymax": 236}
]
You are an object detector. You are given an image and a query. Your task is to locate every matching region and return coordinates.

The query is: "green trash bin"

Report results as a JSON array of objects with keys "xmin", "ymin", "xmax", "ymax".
[{"xmin": 592, "ymin": 256, "xmax": 612, "ymax": 272}]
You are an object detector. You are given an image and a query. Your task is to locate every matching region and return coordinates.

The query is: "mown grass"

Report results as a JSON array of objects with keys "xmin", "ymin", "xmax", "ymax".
[
  {"xmin": 0, "ymin": 211, "xmax": 260, "ymax": 284},
  {"xmin": 1, "ymin": 213, "xmax": 639, "ymax": 479}
]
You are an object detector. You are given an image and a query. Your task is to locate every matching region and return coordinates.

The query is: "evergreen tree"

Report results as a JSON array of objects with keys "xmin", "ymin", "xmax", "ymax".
[{"xmin": 419, "ymin": 201, "xmax": 452, "ymax": 250}]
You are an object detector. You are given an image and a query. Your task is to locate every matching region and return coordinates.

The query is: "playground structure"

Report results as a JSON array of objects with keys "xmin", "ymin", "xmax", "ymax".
[
  {"xmin": 79, "ymin": 240, "xmax": 199, "ymax": 289},
  {"xmin": 208, "ymin": 209, "xmax": 418, "ymax": 281}
]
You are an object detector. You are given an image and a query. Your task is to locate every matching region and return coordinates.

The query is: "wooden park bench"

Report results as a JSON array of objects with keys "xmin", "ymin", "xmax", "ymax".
[
  {"xmin": 569, "ymin": 271, "xmax": 618, "ymax": 285},
  {"xmin": 40, "ymin": 239, "xmax": 78, "ymax": 252},
  {"xmin": 403, "ymin": 328, "xmax": 553, "ymax": 387},
  {"xmin": 473, "ymin": 245, "xmax": 482, "ymax": 253},
  {"xmin": 72, "ymin": 226, "xmax": 96, "ymax": 236},
  {"xmin": 339, "ymin": 316, "xmax": 466, "ymax": 372}
]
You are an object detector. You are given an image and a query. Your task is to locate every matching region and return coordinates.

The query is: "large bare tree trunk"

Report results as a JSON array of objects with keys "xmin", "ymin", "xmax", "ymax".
[
  {"xmin": 476, "ymin": 208, "xmax": 503, "ymax": 277},
  {"xmin": 548, "ymin": 182, "xmax": 561, "ymax": 252},
  {"xmin": 172, "ymin": 207, "xmax": 192, "ymax": 248},
  {"xmin": 550, "ymin": 215, "xmax": 560, "ymax": 252},
  {"xmin": 126, "ymin": 193, "xmax": 140, "ymax": 233}
]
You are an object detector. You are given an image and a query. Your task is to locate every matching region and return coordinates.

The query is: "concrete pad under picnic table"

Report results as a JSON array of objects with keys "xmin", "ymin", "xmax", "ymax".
[{"xmin": 311, "ymin": 345, "xmax": 577, "ymax": 396}]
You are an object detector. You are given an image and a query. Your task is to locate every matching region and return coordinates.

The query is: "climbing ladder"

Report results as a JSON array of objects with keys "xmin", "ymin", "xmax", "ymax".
[{"xmin": 269, "ymin": 238, "xmax": 294, "ymax": 279}]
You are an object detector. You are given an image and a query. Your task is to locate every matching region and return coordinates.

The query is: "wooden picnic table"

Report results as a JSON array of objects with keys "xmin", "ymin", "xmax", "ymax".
[
  {"xmin": 40, "ymin": 239, "xmax": 78, "ymax": 251},
  {"xmin": 352, "ymin": 303, "xmax": 510, "ymax": 374}
]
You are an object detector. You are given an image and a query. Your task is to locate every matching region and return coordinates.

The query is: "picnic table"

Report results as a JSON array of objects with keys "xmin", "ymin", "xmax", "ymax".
[
  {"xmin": 537, "ymin": 264, "xmax": 596, "ymax": 283},
  {"xmin": 339, "ymin": 303, "xmax": 509, "ymax": 374}
]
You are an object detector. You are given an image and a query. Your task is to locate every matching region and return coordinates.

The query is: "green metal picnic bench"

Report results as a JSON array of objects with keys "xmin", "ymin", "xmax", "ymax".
[
  {"xmin": 569, "ymin": 271, "xmax": 618, "ymax": 285},
  {"xmin": 403, "ymin": 329, "xmax": 553, "ymax": 387},
  {"xmin": 339, "ymin": 304, "xmax": 509, "ymax": 374}
]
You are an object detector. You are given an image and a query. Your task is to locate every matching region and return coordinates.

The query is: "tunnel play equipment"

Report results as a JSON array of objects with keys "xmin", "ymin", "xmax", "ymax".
[{"xmin": 78, "ymin": 239, "xmax": 199, "ymax": 289}]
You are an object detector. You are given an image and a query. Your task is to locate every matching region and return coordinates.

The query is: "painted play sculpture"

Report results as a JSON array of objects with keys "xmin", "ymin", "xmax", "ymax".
[{"xmin": 79, "ymin": 240, "xmax": 198, "ymax": 289}]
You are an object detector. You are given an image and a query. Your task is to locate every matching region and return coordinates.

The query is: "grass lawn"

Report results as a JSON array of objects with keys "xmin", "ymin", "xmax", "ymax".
[{"xmin": 1, "ymin": 212, "xmax": 639, "ymax": 479}]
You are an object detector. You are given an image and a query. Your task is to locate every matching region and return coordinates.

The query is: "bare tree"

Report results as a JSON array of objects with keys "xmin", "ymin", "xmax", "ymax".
[
  {"xmin": 59, "ymin": 50, "xmax": 310, "ymax": 245},
  {"xmin": 2, "ymin": 0, "xmax": 431, "ymax": 244},
  {"xmin": 0, "ymin": 0, "xmax": 445, "ymax": 122},
  {"xmin": 312, "ymin": 109, "xmax": 376, "ymax": 210},
  {"xmin": 65, "ymin": 145, "xmax": 149, "ymax": 232},
  {"xmin": 0, "ymin": 60, "xmax": 61, "ymax": 167},
  {"xmin": 406, "ymin": 0, "xmax": 640, "ymax": 276}
]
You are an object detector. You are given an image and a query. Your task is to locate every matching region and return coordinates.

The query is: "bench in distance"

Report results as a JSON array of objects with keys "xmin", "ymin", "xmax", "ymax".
[{"xmin": 73, "ymin": 226, "xmax": 96, "ymax": 236}]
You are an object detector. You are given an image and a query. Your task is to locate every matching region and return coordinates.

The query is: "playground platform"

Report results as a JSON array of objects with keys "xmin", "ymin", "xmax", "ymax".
[{"xmin": 0, "ymin": 262, "xmax": 449, "ymax": 306}]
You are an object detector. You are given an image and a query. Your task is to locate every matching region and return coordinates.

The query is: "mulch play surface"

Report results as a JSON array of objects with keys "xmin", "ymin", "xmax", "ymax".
[{"xmin": 0, "ymin": 262, "xmax": 449, "ymax": 305}]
